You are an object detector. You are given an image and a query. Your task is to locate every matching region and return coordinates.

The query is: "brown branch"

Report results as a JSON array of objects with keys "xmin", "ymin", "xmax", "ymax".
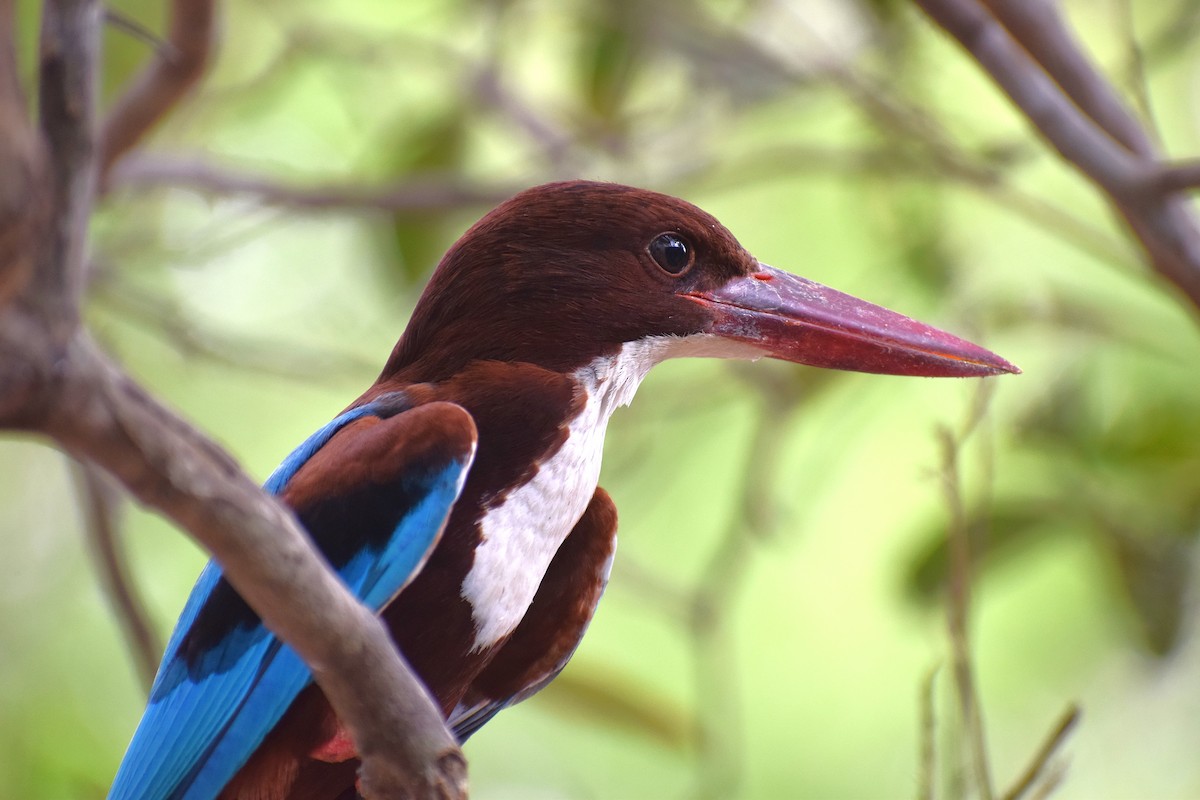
[
  {"xmin": 912, "ymin": 0, "xmax": 1200, "ymax": 314},
  {"xmin": 0, "ymin": 3, "xmax": 468, "ymax": 797},
  {"xmin": 1150, "ymin": 159, "xmax": 1200, "ymax": 194},
  {"xmin": 937, "ymin": 422, "xmax": 994, "ymax": 800},
  {"xmin": 0, "ymin": 0, "xmax": 43, "ymax": 304},
  {"xmin": 979, "ymin": 0, "xmax": 1155, "ymax": 157},
  {"xmin": 34, "ymin": 0, "xmax": 100, "ymax": 326},
  {"xmin": 74, "ymin": 460, "xmax": 163, "ymax": 692},
  {"xmin": 98, "ymin": 277, "xmax": 379, "ymax": 381},
  {"xmin": 1000, "ymin": 705, "xmax": 1080, "ymax": 800},
  {"xmin": 110, "ymin": 153, "xmax": 516, "ymax": 213},
  {"xmin": 97, "ymin": 0, "xmax": 215, "ymax": 187},
  {"xmin": 917, "ymin": 665, "xmax": 939, "ymax": 800},
  {"xmin": 11, "ymin": 332, "xmax": 468, "ymax": 798}
]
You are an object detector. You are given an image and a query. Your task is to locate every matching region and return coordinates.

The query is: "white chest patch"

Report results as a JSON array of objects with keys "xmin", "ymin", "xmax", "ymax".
[{"xmin": 459, "ymin": 334, "xmax": 764, "ymax": 651}]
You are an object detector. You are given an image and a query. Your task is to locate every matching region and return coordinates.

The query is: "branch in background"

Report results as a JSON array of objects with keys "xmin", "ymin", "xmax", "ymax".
[
  {"xmin": 110, "ymin": 153, "xmax": 516, "ymax": 213},
  {"xmin": 0, "ymin": 0, "xmax": 44, "ymax": 307},
  {"xmin": 1000, "ymin": 705, "xmax": 1081, "ymax": 800},
  {"xmin": 978, "ymin": 0, "xmax": 1154, "ymax": 157},
  {"xmin": 918, "ymin": 665, "xmax": 940, "ymax": 800},
  {"xmin": 34, "ymin": 0, "xmax": 100, "ymax": 325},
  {"xmin": 99, "ymin": 277, "xmax": 379, "ymax": 381},
  {"xmin": 707, "ymin": 16, "xmax": 1142, "ymax": 294},
  {"xmin": 0, "ymin": 3, "xmax": 467, "ymax": 796},
  {"xmin": 97, "ymin": 0, "xmax": 215, "ymax": 188},
  {"xmin": 1113, "ymin": 0, "xmax": 1160, "ymax": 148},
  {"xmin": 933, "ymin": 381, "xmax": 1080, "ymax": 800},
  {"xmin": 937, "ymin": 413, "xmax": 994, "ymax": 800},
  {"xmin": 912, "ymin": 0, "xmax": 1200, "ymax": 313},
  {"xmin": 73, "ymin": 460, "xmax": 162, "ymax": 692},
  {"xmin": 1151, "ymin": 159, "xmax": 1200, "ymax": 194}
]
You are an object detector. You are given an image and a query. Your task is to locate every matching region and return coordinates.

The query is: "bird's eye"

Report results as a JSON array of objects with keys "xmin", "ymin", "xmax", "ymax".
[{"xmin": 648, "ymin": 233, "xmax": 693, "ymax": 275}]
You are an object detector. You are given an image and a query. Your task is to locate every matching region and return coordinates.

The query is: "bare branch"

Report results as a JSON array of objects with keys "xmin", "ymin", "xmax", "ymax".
[
  {"xmin": 110, "ymin": 153, "xmax": 515, "ymax": 214},
  {"xmin": 1112, "ymin": 0, "xmax": 1160, "ymax": 147},
  {"xmin": 0, "ymin": 0, "xmax": 44, "ymax": 307},
  {"xmin": 1149, "ymin": 159, "xmax": 1200, "ymax": 194},
  {"xmin": 937, "ymin": 421, "xmax": 994, "ymax": 800},
  {"xmin": 97, "ymin": 0, "xmax": 215, "ymax": 187},
  {"xmin": 912, "ymin": 0, "xmax": 1200, "ymax": 314},
  {"xmin": 1000, "ymin": 705, "xmax": 1080, "ymax": 800},
  {"xmin": 34, "ymin": 0, "xmax": 101, "ymax": 327},
  {"xmin": 917, "ymin": 664, "xmax": 939, "ymax": 800},
  {"xmin": 979, "ymin": 0, "xmax": 1155, "ymax": 157},
  {"xmin": 9, "ymin": 330, "xmax": 467, "ymax": 798},
  {"xmin": 74, "ymin": 460, "xmax": 163, "ymax": 692},
  {"xmin": 0, "ymin": 3, "xmax": 469, "ymax": 796}
]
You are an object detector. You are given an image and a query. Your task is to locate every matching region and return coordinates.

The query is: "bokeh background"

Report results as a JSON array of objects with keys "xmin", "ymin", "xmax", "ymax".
[{"xmin": 4, "ymin": 0, "xmax": 1200, "ymax": 797}]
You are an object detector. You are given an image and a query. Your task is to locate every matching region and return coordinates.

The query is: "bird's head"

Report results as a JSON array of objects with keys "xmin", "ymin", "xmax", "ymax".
[{"xmin": 382, "ymin": 181, "xmax": 1017, "ymax": 382}]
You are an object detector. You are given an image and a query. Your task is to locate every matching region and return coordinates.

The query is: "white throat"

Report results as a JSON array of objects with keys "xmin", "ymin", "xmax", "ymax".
[{"xmin": 459, "ymin": 334, "xmax": 764, "ymax": 651}]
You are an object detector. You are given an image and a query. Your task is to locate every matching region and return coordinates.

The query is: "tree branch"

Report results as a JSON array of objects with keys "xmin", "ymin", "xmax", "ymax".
[
  {"xmin": 0, "ymin": 0, "xmax": 42, "ymax": 307},
  {"xmin": 0, "ymin": 3, "xmax": 468, "ymax": 796},
  {"xmin": 1150, "ymin": 159, "xmax": 1200, "ymax": 194},
  {"xmin": 110, "ymin": 153, "xmax": 515, "ymax": 214},
  {"xmin": 979, "ymin": 0, "xmax": 1155, "ymax": 157},
  {"xmin": 74, "ymin": 460, "xmax": 163, "ymax": 692},
  {"xmin": 1000, "ymin": 704, "xmax": 1080, "ymax": 800},
  {"xmin": 97, "ymin": 0, "xmax": 215, "ymax": 188},
  {"xmin": 912, "ymin": 0, "xmax": 1200, "ymax": 314},
  {"xmin": 34, "ymin": 0, "xmax": 99, "ymax": 327}
]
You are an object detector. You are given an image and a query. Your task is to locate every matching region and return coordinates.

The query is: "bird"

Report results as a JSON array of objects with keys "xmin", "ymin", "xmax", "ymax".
[{"xmin": 108, "ymin": 180, "xmax": 1017, "ymax": 800}]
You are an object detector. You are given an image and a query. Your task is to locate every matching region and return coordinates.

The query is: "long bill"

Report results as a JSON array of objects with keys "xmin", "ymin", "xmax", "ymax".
[{"xmin": 686, "ymin": 263, "xmax": 1019, "ymax": 378}]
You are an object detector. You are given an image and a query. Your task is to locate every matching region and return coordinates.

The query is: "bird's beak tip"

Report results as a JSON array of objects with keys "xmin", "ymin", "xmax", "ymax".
[{"xmin": 691, "ymin": 265, "xmax": 1020, "ymax": 380}]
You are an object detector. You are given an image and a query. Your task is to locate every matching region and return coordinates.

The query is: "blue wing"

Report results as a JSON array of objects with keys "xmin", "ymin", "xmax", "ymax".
[{"xmin": 108, "ymin": 395, "xmax": 477, "ymax": 800}]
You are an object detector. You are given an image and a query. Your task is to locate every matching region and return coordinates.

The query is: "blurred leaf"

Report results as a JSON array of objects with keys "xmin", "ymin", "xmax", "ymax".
[
  {"xmin": 537, "ymin": 665, "xmax": 693, "ymax": 750},
  {"xmin": 579, "ymin": 3, "xmax": 640, "ymax": 128},
  {"xmin": 903, "ymin": 504, "xmax": 1061, "ymax": 607},
  {"xmin": 1103, "ymin": 525, "xmax": 1193, "ymax": 656},
  {"xmin": 372, "ymin": 109, "xmax": 470, "ymax": 289}
]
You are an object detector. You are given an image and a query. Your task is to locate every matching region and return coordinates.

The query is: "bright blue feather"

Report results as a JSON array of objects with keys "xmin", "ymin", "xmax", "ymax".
[{"xmin": 109, "ymin": 396, "xmax": 473, "ymax": 800}]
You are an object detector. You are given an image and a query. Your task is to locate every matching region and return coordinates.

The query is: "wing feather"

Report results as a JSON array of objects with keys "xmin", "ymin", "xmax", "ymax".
[{"xmin": 109, "ymin": 396, "xmax": 476, "ymax": 800}]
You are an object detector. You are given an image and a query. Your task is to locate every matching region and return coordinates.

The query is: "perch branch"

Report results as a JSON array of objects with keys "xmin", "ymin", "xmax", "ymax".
[{"xmin": 0, "ymin": 2, "xmax": 468, "ymax": 796}]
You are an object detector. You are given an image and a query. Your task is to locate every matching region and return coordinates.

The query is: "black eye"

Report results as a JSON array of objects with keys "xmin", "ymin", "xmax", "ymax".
[{"xmin": 648, "ymin": 233, "xmax": 693, "ymax": 275}]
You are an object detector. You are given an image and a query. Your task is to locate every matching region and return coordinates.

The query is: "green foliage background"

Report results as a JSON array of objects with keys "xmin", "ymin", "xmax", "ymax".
[{"xmin": 3, "ymin": 0, "xmax": 1200, "ymax": 797}]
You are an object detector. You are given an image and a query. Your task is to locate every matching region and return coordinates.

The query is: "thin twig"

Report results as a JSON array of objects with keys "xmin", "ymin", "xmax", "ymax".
[
  {"xmin": 938, "ymin": 423, "xmax": 994, "ymax": 800},
  {"xmin": 98, "ymin": 277, "xmax": 379, "ymax": 381},
  {"xmin": 110, "ymin": 153, "xmax": 516, "ymax": 214},
  {"xmin": 917, "ymin": 664, "xmax": 940, "ymax": 800},
  {"xmin": 103, "ymin": 8, "xmax": 171, "ymax": 53},
  {"xmin": 937, "ymin": 379, "xmax": 1000, "ymax": 800},
  {"xmin": 1113, "ymin": 0, "xmax": 1160, "ymax": 147},
  {"xmin": 1000, "ymin": 705, "xmax": 1080, "ymax": 800},
  {"xmin": 97, "ymin": 0, "xmax": 215, "ymax": 186},
  {"xmin": 73, "ymin": 460, "xmax": 162, "ymax": 691}
]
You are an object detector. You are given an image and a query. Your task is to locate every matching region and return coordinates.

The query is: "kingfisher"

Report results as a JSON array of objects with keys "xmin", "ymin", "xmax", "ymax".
[{"xmin": 108, "ymin": 181, "xmax": 1016, "ymax": 800}]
